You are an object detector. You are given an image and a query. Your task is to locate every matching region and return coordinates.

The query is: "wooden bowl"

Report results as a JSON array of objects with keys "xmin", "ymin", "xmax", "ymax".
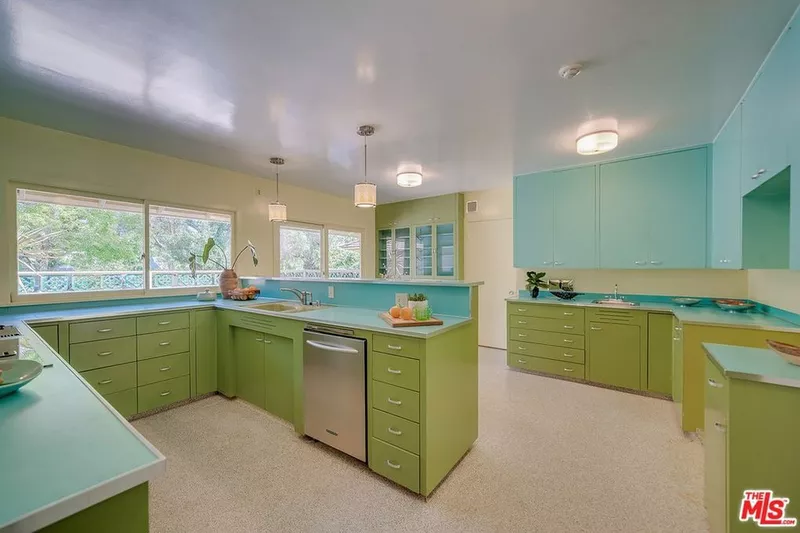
[{"xmin": 766, "ymin": 339, "xmax": 800, "ymax": 366}]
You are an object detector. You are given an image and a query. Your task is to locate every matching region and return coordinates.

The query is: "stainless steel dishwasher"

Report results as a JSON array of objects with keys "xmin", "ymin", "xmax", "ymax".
[{"xmin": 303, "ymin": 325, "xmax": 367, "ymax": 462}]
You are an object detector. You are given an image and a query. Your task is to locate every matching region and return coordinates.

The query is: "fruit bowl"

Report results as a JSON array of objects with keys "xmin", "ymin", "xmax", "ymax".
[
  {"xmin": 714, "ymin": 299, "xmax": 755, "ymax": 312},
  {"xmin": 766, "ymin": 339, "xmax": 800, "ymax": 366},
  {"xmin": 551, "ymin": 291, "xmax": 583, "ymax": 301},
  {"xmin": 672, "ymin": 297, "xmax": 701, "ymax": 306}
]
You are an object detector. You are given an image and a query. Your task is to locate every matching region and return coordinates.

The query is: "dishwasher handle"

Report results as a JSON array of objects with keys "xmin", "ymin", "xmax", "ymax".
[{"xmin": 305, "ymin": 339, "xmax": 360, "ymax": 354}]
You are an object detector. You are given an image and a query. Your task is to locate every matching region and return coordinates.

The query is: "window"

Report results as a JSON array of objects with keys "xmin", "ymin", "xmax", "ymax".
[
  {"xmin": 327, "ymin": 230, "xmax": 361, "ymax": 279},
  {"xmin": 17, "ymin": 189, "xmax": 145, "ymax": 294},
  {"xmin": 279, "ymin": 223, "xmax": 322, "ymax": 278},
  {"xmin": 149, "ymin": 205, "xmax": 231, "ymax": 289}
]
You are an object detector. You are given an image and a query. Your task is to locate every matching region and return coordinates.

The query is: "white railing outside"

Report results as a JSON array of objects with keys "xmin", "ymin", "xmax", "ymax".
[
  {"xmin": 18, "ymin": 270, "xmax": 222, "ymax": 293},
  {"xmin": 280, "ymin": 269, "xmax": 360, "ymax": 279}
]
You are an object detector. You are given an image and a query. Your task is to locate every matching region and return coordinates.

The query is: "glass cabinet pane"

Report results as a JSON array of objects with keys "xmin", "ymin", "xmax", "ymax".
[
  {"xmin": 435, "ymin": 223, "xmax": 455, "ymax": 277},
  {"xmin": 394, "ymin": 227, "xmax": 411, "ymax": 277},
  {"xmin": 378, "ymin": 229, "xmax": 393, "ymax": 277},
  {"xmin": 415, "ymin": 225, "xmax": 433, "ymax": 277}
]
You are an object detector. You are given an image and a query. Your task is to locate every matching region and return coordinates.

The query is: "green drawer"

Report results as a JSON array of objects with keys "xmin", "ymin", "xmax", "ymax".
[
  {"xmin": 370, "ymin": 437, "xmax": 420, "ymax": 493},
  {"xmin": 137, "ymin": 329, "xmax": 190, "ymax": 360},
  {"xmin": 372, "ymin": 381, "xmax": 420, "ymax": 423},
  {"xmin": 69, "ymin": 336, "xmax": 137, "ymax": 372},
  {"xmin": 373, "ymin": 334, "xmax": 421, "ymax": 359},
  {"xmin": 69, "ymin": 318, "xmax": 137, "ymax": 344},
  {"xmin": 373, "ymin": 352, "xmax": 420, "ymax": 391},
  {"xmin": 372, "ymin": 408, "xmax": 420, "ymax": 455},
  {"xmin": 138, "ymin": 375, "xmax": 190, "ymax": 413},
  {"xmin": 507, "ymin": 352, "xmax": 585, "ymax": 379},
  {"xmin": 104, "ymin": 388, "xmax": 138, "ymax": 418},
  {"xmin": 587, "ymin": 308, "xmax": 646, "ymax": 326},
  {"xmin": 80, "ymin": 362, "xmax": 136, "ymax": 395},
  {"xmin": 136, "ymin": 312, "xmax": 190, "ymax": 335},
  {"xmin": 507, "ymin": 303, "xmax": 585, "ymax": 321},
  {"xmin": 508, "ymin": 340, "xmax": 585, "ymax": 364},
  {"xmin": 508, "ymin": 314, "xmax": 584, "ymax": 334},
  {"xmin": 137, "ymin": 352, "xmax": 190, "ymax": 386},
  {"xmin": 508, "ymin": 328, "xmax": 584, "ymax": 349}
]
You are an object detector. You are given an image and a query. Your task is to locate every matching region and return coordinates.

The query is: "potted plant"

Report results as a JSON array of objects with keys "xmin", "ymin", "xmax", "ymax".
[
  {"xmin": 408, "ymin": 293, "xmax": 429, "ymax": 315},
  {"xmin": 189, "ymin": 239, "xmax": 258, "ymax": 298},
  {"xmin": 525, "ymin": 271, "xmax": 548, "ymax": 298}
]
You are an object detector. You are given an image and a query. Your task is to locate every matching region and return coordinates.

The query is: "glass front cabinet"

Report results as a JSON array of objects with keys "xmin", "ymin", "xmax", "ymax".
[{"xmin": 378, "ymin": 223, "xmax": 458, "ymax": 279}]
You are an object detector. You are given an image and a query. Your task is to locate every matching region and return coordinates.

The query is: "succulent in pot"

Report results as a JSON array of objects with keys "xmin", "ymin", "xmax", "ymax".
[
  {"xmin": 189, "ymin": 238, "xmax": 259, "ymax": 299},
  {"xmin": 407, "ymin": 293, "xmax": 429, "ymax": 315},
  {"xmin": 525, "ymin": 271, "xmax": 548, "ymax": 298}
]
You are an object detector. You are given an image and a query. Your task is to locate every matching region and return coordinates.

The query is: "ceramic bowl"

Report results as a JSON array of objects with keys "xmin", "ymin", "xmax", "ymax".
[
  {"xmin": 672, "ymin": 297, "xmax": 701, "ymax": 306},
  {"xmin": 766, "ymin": 340, "xmax": 800, "ymax": 366},
  {"xmin": 551, "ymin": 291, "xmax": 583, "ymax": 301},
  {"xmin": 714, "ymin": 299, "xmax": 756, "ymax": 312},
  {"xmin": 0, "ymin": 359, "xmax": 44, "ymax": 398}
]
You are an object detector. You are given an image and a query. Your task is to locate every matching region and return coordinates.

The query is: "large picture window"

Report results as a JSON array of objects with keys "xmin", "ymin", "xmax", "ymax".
[{"xmin": 327, "ymin": 229, "xmax": 361, "ymax": 279}]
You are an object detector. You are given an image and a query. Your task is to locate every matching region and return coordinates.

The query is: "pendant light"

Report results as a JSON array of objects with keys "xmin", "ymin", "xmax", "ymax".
[
  {"xmin": 268, "ymin": 157, "xmax": 288, "ymax": 222},
  {"xmin": 354, "ymin": 125, "xmax": 377, "ymax": 208}
]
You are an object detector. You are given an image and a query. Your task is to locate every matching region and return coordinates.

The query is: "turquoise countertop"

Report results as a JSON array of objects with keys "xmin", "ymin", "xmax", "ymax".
[
  {"xmin": 241, "ymin": 276, "xmax": 484, "ymax": 287},
  {"xmin": 703, "ymin": 343, "xmax": 800, "ymax": 389},
  {"xmin": 506, "ymin": 295, "xmax": 800, "ymax": 333},
  {"xmin": 0, "ymin": 330, "xmax": 165, "ymax": 532}
]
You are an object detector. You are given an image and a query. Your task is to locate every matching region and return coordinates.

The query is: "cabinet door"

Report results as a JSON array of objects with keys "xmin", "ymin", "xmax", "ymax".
[
  {"xmin": 233, "ymin": 327, "xmax": 265, "ymax": 409},
  {"xmin": 377, "ymin": 229, "xmax": 393, "ymax": 277},
  {"xmin": 647, "ymin": 148, "xmax": 708, "ymax": 268},
  {"xmin": 671, "ymin": 318, "xmax": 684, "ymax": 421},
  {"xmin": 711, "ymin": 106, "xmax": 743, "ymax": 269},
  {"xmin": 704, "ymin": 358, "xmax": 728, "ymax": 533},
  {"xmin": 264, "ymin": 334, "xmax": 294, "ymax": 423},
  {"xmin": 598, "ymin": 161, "xmax": 650, "ymax": 268},
  {"xmin": 195, "ymin": 310, "xmax": 217, "ymax": 396},
  {"xmin": 513, "ymin": 172, "xmax": 554, "ymax": 268},
  {"xmin": 414, "ymin": 225, "xmax": 434, "ymax": 277},
  {"xmin": 587, "ymin": 322, "xmax": 641, "ymax": 390},
  {"xmin": 553, "ymin": 166, "xmax": 596, "ymax": 268},
  {"xmin": 647, "ymin": 314, "xmax": 673, "ymax": 396},
  {"xmin": 393, "ymin": 227, "xmax": 411, "ymax": 277},
  {"xmin": 435, "ymin": 223, "xmax": 456, "ymax": 277},
  {"xmin": 32, "ymin": 325, "xmax": 59, "ymax": 350}
]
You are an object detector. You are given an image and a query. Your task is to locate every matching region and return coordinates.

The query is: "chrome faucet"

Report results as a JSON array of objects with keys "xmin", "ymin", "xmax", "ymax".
[
  {"xmin": 280, "ymin": 287, "xmax": 312, "ymax": 305},
  {"xmin": 613, "ymin": 284, "xmax": 623, "ymax": 300}
]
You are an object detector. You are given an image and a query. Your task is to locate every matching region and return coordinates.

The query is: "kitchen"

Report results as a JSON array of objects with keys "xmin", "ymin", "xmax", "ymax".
[{"xmin": 2, "ymin": 1, "xmax": 800, "ymax": 532}]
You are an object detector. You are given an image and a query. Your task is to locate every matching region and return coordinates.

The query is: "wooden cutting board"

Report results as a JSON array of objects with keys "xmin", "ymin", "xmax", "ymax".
[{"xmin": 379, "ymin": 312, "xmax": 444, "ymax": 327}]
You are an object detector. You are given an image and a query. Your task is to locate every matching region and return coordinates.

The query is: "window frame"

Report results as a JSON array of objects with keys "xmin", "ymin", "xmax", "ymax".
[
  {"xmin": 8, "ymin": 182, "xmax": 236, "ymax": 304},
  {"xmin": 274, "ymin": 221, "xmax": 364, "ymax": 279}
]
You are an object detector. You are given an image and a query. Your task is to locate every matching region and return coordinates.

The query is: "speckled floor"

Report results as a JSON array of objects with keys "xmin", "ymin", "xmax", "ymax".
[{"xmin": 133, "ymin": 347, "xmax": 708, "ymax": 532}]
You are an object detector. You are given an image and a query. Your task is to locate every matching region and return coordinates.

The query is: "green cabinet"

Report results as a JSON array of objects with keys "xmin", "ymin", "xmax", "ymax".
[
  {"xmin": 704, "ymin": 358, "xmax": 728, "ymax": 533},
  {"xmin": 711, "ymin": 105, "xmax": 743, "ymax": 269},
  {"xmin": 32, "ymin": 324, "xmax": 59, "ymax": 350},
  {"xmin": 647, "ymin": 314, "xmax": 673, "ymax": 396},
  {"xmin": 672, "ymin": 318, "xmax": 684, "ymax": 417},
  {"xmin": 195, "ymin": 309, "xmax": 217, "ymax": 396},
  {"xmin": 233, "ymin": 327, "xmax": 266, "ymax": 409},
  {"xmin": 587, "ymin": 322, "xmax": 641, "ymax": 390}
]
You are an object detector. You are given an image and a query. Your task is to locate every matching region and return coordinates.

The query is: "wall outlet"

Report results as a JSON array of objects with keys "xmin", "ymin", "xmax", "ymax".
[
  {"xmin": 395, "ymin": 293, "xmax": 409, "ymax": 307},
  {"xmin": 328, "ymin": 286, "xmax": 334, "ymax": 299}
]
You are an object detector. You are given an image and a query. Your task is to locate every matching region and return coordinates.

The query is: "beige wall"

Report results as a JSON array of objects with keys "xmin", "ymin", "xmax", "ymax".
[
  {"xmin": 0, "ymin": 118, "xmax": 375, "ymax": 306},
  {"xmin": 748, "ymin": 270, "xmax": 800, "ymax": 314}
]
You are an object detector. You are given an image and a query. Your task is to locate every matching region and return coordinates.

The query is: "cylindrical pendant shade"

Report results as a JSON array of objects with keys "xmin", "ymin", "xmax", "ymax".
[
  {"xmin": 268, "ymin": 201, "xmax": 288, "ymax": 222},
  {"xmin": 354, "ymin": 182, "xmax": 377, "ymax": 208}
]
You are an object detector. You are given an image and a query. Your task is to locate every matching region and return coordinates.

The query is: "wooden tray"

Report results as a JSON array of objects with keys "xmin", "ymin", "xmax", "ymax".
[{"xmin": 379, "ymin": 312, "xmax": 444, "ymax": 327}]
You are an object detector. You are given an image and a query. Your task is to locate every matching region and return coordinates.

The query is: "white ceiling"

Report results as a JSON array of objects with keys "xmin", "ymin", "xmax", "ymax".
[{"xmin": 0, "ymin": 0, "xmax": 797, "ymax": 203}]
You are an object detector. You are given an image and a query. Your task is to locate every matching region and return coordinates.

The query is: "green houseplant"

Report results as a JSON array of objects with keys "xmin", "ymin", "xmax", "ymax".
[
  {"xmin": 408, "ymin": 292, "xmax": 429, "ymax": 317},
  {"xmin": 189, "ymin": 238, "xmax": 258, "ymax": 298},
  {"xmin": 525, "ymin": 271, "xmax": 548, "ymax": 298}
]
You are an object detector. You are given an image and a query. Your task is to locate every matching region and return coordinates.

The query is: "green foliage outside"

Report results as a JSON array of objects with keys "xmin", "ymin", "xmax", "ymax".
[{"xmin": 279, "ymin": 228, "xmax": 360, "ymax": 276}]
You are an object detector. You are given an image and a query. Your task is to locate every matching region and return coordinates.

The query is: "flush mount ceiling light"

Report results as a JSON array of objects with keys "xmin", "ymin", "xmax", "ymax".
[
  {"xmin": 268, "ymin": 157, "xmax": 287, "ymax": 222},
  {"xmin": 354, "ymin": 125, "xmax": 377, "ymax": 208},
  {"xmin": 396, "ymin": 163, "xmax": 423, "ymax": 188},
  {"xmin": 576, "ymin": 117, "xmax": 619, "ymax": 156}
]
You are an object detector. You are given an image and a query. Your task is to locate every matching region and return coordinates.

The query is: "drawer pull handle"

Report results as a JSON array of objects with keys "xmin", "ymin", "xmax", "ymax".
[
  {"xmin": 562, "ymin": 339, "xmax": 574, "ymax": 344},
  {"xmin": 517, "ymin": 308, "xmax": 526, "ymax": 312},
  {"xmin": 563, "ymin": 368, "xmax": 574, "ymax": 373},
  {"xmin": 160, "ymin": 366, "xmax": 172, "ymax": 372},
  {"xmin": 591, "ymin": 327, "xmax": 602, "ymax": 331},
  {"xmin": 563, "ymin": 312, "xmax": 574, "ymax": 316},
  {"xmin": 387, "ymin": 398, "xmax": 402, "ymax": 406},
  {"xmin": 714, "ymin": 422, "xmax": 727, "ymax": 432},
  {"xmin": 386, "ymin": 460, "xmax": 401, "ymax": 470},
  {"xmin": 518, "ymin": 334, "xmax": 528, "ymax": 338},
  {"xmin": 387, "ymin": 427, "xmax": 403, "ymax": 436},
  {"xmin": 97, "ymin": 328, "xmax": 113, "ymax": 333},
  {"xmin": 256, "ymin": 338, "xmax": 264, "ymax": 342},
  {"xmin": 518, "ymin": 320, "xmax": 527, "ymax": 324},
  {"xmin": 517, "ymin": 359, "xmax": 526, "ymax": 364},
  {"xmin": 386, "ymin": 367, "xmax": 402, "ymax": 375},
  {"xmin": 563, "ymin": 325, "xmax": 574, "ymax": 330},
  {"xmin": 263, "ymin": 339, "xmax": 272, "ymax": 344},
  {"xmin": 387, "ymin": 344, "xmax": 403, "ymax": 351},
  {"xmin": 673, "ymin": 337, "xmax": 680, "ymax": 341},
  {"xmin": 159, "ymin": 341, "xmax": 171, "ymax": 347},
  {"xmin": 563, "ymin": 353, "xmax": 574, "ymax": 358},
  {"xmin": 158, "ymin": 321, "xmax": 171, "ymax": 326},
  {"xmin": 97, "ymin": 351, "xmax": 113, "ymax": 357},
  {"xmin": 160, "ymin": 391, "xmax": 172, "ymax": 397},
  {"xmin": 708, "ymin": 378, "xmax": 723, "ymax": 388},
  {"xmin": 98, "ymin": 379, "xmax": 113, "ymax": 385},
  {"xmin": 517, "ymin": 346, "xmax": 526, "ymax": 351}
]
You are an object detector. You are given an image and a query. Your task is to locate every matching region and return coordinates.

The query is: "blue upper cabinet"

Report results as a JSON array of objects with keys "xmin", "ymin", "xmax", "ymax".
[
  {"xmin": 599, "ymin": 148, "xmax": 708, "ymax": 269},
  {"xmin": 552, "ymin": 167, "xmax": 597, "ymax": 268},
  {"xmin": 711, "ymin": 105, "xmax": 743, "ymax": 269},
  {"xmin": 513, "ymin": 171, "xmax": 555, "ymax": 269}
]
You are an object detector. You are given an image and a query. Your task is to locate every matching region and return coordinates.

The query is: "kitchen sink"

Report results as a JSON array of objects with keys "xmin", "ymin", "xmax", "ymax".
[
  {"xmin": 592, "ymin": 299, "xmax": 640, "ymax": 307},
  {"xmin": 247, "ymin": 302, "xmax": 328, "ymax": 313}
]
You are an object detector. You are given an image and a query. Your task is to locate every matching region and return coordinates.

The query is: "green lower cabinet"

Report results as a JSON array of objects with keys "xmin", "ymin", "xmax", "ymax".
[
  {"xmin": 32, "ymin": 324, "xmax": 59, "ymax": 350},
  {"xmin": 39, "ymin": 483, "xmax": 148, "ymax": 533},
  {"xmin": 647, "ymin": 313, "xmax": 673, "ymax": 396},
  {"xmin": 137, "ymin": 353, "xmax": 190, "ymax": 386},
  {"xmin": 233, "ymin": 327, "xmax": 266, "ymax": 409},
  {"xmin": 104, "ymin": 388, "xmax": 138, "ymax": 418},
  {"xmin": 264, "ymin": 334, "xmax": 293, "ymax": 422},
  {"xmin": 587, "ymin": 322, "xmax": 641, "ymax": 390},
  {"xmin": 195, "ymin": 309, "xmax": 217, "ymax": 395},
  {"xmin": 369, "ymin": 437, "xmax": 420, "ymax": 493},
  {"xmin": 81, "ymin": 363, "xmax": 137, "ymax": 396},
  {"xmin": 138, "ymin": 375, "xmax": 190, "ymax": 413},
  {"xmin": 705, "ymin": 358, "xmax": 729, "ymax": 533},
  {"xmin": 372, "ymin": 408, "xmax": 420, "ymax": 455},
  {"xmin": 672, "ymin": 317, "xmax": 684, "ymax": 419},
  {"xmin": 507, "ymin": 352, "xmax": 585, "ymax": 379},
  {"xmin": 372, "ymin": 380, "xmax": 420, "ymax": 423}
]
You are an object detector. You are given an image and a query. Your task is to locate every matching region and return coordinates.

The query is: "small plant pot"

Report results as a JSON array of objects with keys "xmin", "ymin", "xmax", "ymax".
[
  {"xmin": 408, "ymin": 300, "xmax": 429, "ymax": 316},
  {"xmin": 219, "ymin": 269, "xmax": 239, "ymax": 299},
  {"xmin": 530, "ymin": 287, "xmax": 540, "ymax": 298}
]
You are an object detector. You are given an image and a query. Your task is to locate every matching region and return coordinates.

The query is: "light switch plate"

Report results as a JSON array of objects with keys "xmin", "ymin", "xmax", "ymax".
[
  {"xmin": 328, "ymin": 286, "xmax": 335, "ymax": 298},
  {"xmin": 395, "ymin": 293, "xmax": 409, "ymax": 307}
]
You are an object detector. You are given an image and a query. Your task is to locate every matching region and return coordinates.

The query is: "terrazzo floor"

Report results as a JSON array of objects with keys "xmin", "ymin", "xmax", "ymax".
[{"xmin": 133, "ymin": 347, "xmax": 708, "ymax": 532}]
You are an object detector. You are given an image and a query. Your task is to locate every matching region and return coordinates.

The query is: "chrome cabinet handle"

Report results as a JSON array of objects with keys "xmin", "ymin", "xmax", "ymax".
[
  {"xmin": 387, "ymin": 398, "xmax": 402, "ymax": 406},
  {"xmin": 516, "ymin": 346, "xmax": 526, "ymax": 351},
  {"xmin": 563, "ymin": 339, "xmax": 574, "ymax": 344},
  {"xmin": 714, "ymin": 422, "xmax": 727, "ymax": 432},
  {"xmin": 97, "ymin": 351, "xmax": 113, "ymax": 357},
  {"xmin": 305, "ymin": 340, "xmax": 359, "ymax": 354},
  {"xmin": 387, "ymin": 367, "xmax": 402, "ymax": 375},
  {"xmin": 97, "ymin": 328, "xmax": 113, "ymax": 333},
  {"xmin": 650, "ymin": 260, "xmax": 663, "ymax": 265},
  {"xmin": 554, "ymin": 261, "xmax": 564, "ymax": 266},
  {"xmin": 160, "ymin": 366, "xmax": 171, "ymax": 372},
  {"xmin": 256, "ymin": 337, "xmax": 264, "ymax": 342},
  {"xmin": 708, "ymin": 378, "xmax": 723, "ymax": 388},
  {"xmin": 386, "ymin": 460, "xmax": 401, "ymax": 469},
  {"xmin": 634, "ymin": 261, "xmax": 647, "ymax": 266},
  {"xmin": 160, "ymin": 391, "xmax": 172, "ymax": 397},
  {"xmin": 263, "ymin": 339, "xmax": 272, "ymax": 344},
  {"xmin": 542, "ymin": 261, "xmax": 552, "ymax": 265},
  {"xmin": 563, "ymin": 325, "xmax": 574, "ymax": 330},
  {"xmin": 563, "ymin": 353, "xmax": 574, "ymax": 358},
  {"xmin": 757, "ymin": 168, "xmax": 766, "ymax": 175},
  {"xmin": 563, "ymin": 368, "xmax": 574, "ymax": 372},
  {"xmin": 517, "ymin": 359, "xmax": 527, "ymax": 364},
  {"xmin": 751, "ymin": 173, "xmax": 759, "ymax": 179},
  {"xmin": 387, "ymin": 344, "xmax": 403, "ymax": 351},
  {"xmin": 673, "ymin": 337, "xmax": 680, "ymax": 341},
  {"xmin": 674, "ymin": 326, "xmax": 682, "ymax": 331},
  {"xmin": 159, "ymin": 341, "xmax": 171, "ymax": 346},
  {"xmin": 98, "ymin": 379, "xmax": 113, "ymax": 385},
  {"xmin": 563, "ymin": 312, "xmax": 574, "ymax": 316},
  {"xmin": 387, "ymin": 427, "xmax": 403, "ymax": 436},
  {"xmin": 518, "ymin": 333, "xmax": 528, "ymax": 338},
  {"xmin": 591, "ymin": 327, "xmax": 602, "ymax": 331},
  {"xmin": 517, "ymin": 320, "xmax": 527, "ymax": 324},
  {"xmin": 158, "ymin": 321, "xmax": 171, "ymax": 325},
  {"xmin": 719, "ymin": 259, "xmax": 730, "ymax": 264},
  {"xmin": 517, "ymin": 308, "xmax": 526, "ymax": 312}
]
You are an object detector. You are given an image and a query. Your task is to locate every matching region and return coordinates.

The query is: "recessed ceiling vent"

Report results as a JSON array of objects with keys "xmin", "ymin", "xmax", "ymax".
[
  {"xmin": 466, "ymin": 200, "xmax": 478, "ymax": 213},
  {"xmin": 558, "ymin": 63, "xmax": 583, "ymax": 80}
]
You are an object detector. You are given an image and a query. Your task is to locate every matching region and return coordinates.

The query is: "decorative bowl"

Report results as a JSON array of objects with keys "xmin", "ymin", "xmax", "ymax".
[
  {"xmin": 766, "ymin": 340, "xmax": 800, "ymax": 366},
  {"xmin": 672, "ymin": 297, "xmax": 701, "ymax": 306},
  {"xmin": 0, "ymin": 359, "xmax": 43, "ymax": 398},
  {"xmin": 551, "ymin": 291, "xmax": 583, "ymax": 301},
  {"xmin": 714, "ymin": 299, "xmax": 756, "ymax": 312}
]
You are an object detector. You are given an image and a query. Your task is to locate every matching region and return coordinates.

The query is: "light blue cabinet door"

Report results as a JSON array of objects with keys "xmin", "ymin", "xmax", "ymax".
[
  {"xmin": 553, "ymin": 166, "xmax": 597, "ymax": 268},
  {"xmin": 435, "ymin": 223, "xmax": 456, "ymax": 277},
  {"xmin": 598, "ymin": 160, "xmax": 650, "ymax": 269},
  {"xmin": 711, "ymin": 106, "xmax": 743, "ymax": 269},
  {"xmin": 513, "ymin": 172, "xmax": 554, "ymax": 268},
  {"xmin": 648, "ymin": 148, "xmax": 708, "ymax": 268},
  {"xmin": 787, "ymin": 25, "xmax": 800, "ymax": 270}
]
